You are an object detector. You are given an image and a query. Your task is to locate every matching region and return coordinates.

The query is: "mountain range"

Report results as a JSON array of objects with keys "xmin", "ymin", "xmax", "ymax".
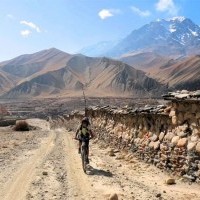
[
  {"xmin": 1, "ymin": 16, "xmax": 200, "ymax": 99},
  {"xmin": 81, "ymin": 16, "xmax": 200, "ymax": 58},
  {"xmin": 0, "ymin": 48, "xmax": 165, "ymax": 98}
]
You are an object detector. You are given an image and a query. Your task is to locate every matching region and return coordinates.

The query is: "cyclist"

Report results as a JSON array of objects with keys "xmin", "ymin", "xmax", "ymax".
[{"xmin": 75, "ymin": 117, "xmax": 94, "ymax": 163}]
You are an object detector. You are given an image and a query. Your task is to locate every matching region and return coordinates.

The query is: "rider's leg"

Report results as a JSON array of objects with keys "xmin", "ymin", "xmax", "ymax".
[
  {"xmin": 78, "ymin": 140, "xmax": 82, "ymax": 154},
  {"xmin": 86, "ymin": 140, "xmax": 89, "ymax": 163}
]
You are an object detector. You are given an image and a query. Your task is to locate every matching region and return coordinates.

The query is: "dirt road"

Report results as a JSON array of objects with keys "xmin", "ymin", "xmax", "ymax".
[{"xmin": 0, "ymin": 119, "xmax": 200, "ymax": 200}]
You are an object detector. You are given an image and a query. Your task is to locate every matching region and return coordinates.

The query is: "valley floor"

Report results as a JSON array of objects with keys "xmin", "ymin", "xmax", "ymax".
[{"xmin": 0, "ymin": 119, "xmax": 200, "ymax": 200}]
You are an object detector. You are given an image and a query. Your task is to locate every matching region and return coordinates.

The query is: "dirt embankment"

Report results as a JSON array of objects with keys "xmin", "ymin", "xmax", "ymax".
[{"xmin": 0, "ymin": 119, "xmax": 200, "ymax": 200}]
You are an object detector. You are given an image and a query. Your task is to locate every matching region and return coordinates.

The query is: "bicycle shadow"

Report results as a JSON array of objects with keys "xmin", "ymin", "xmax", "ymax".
[{"xmin": 86, "ymin": 165, "xmax": 113, "ymax": 177}]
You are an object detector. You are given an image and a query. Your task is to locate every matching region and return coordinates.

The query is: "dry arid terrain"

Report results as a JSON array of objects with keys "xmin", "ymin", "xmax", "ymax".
[{"xmin": 0, "ymin": 118, "xmax": 200, "ymax": 200}]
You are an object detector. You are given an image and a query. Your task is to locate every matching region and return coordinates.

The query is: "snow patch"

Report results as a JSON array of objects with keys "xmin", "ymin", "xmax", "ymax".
[
  {"xmin": 189, "ymin": 29, "xmax": 199, "ymax": 37},
  {"xmin": 169, "ymin": 25, "xmax": 176, "ymax": 33},
  {"xmin": 166, "ymin": 16, "xmax": 186, "ymax": 22}
]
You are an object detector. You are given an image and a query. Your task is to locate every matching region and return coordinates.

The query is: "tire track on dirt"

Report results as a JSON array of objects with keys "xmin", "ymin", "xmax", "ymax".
[{"xmin": 0, "ymin": 130, "xmax": 56, "ymax": 200}]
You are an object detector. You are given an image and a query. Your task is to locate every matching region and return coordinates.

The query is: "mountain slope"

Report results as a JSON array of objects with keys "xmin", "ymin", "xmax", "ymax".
[
  {"xmin": 146, "ymin": 55, "xmax": 200, "ymax": 90},
  {"xmin": 2, "ymin": 55, "xmax": 166, "ymax": 98},
  {"xmin": 0, "ymin": 48, "xmax": 72, "ymax": 95},
  {"xmin": 107, "ymin": 17, "xmax": 200, "ymax": 57},
  {"xmin": 120, "ymin": 52, "xmax": 171, "ymax": 70},
  {"xmin": 0, "ymin": 48, "xmax": 72, "ymax": 78}
]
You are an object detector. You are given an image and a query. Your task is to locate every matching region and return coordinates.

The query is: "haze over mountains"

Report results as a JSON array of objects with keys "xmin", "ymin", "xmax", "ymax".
[{"xmin": 1, "ymin": 16, "xmax": 200, "ymax": 99}]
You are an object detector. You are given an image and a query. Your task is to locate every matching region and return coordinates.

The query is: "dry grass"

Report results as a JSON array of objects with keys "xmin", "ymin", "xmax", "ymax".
[{"xmin": 14, "ymin": 120, "xmax": 30, "ymax": 131}]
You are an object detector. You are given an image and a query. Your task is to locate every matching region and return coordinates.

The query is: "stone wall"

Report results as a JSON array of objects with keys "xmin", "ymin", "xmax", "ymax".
[{"xmin": 65, "ymin": 100, "xmax": 200, "ymax": 182}]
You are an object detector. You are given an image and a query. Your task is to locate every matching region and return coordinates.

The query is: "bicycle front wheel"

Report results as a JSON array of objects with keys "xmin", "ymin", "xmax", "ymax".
[{"xmin": 81, "ymin": 148, "xmax": 86, "ymax": 173}]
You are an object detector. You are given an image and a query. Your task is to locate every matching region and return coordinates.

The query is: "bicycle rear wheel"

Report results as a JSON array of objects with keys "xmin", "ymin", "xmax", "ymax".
[{"xmin": 81, "ymin": 147, "xmax": 87, "ymax": 173}]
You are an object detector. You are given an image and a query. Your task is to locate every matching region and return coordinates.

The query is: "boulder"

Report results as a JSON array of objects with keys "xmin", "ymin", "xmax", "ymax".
[
  {"xmin": 149, "ymin": 141, "xmax": 154, "ymax": 148},
  {"xmin": 177, "ymin": 131, "xmax": 187, "ymax": 138},
  {"xmin": 165, "ymin": 178, "xmax": 176, "ymax": 185},
  {"xmin": 191, "ymin": 136, "xmax": 198, "ymax": 142},
  {"xmin": 171, "ymin": 136, "xmax": 180, "ymax": 145},
  {"xmin": 195, "ymin": 142, "xmax": 200, "ymax": 153},
  {"xmin": 159, "ymin": 132, "xmax": 165, "ymax": 141},
  {"xmin": 164, "ymin": 132, "xmax": 175, "ymax": 141},
  {"xmin": 109, "ymin": 193, "xmax": 118, "ymax": 200},
  {"xmin": 108, "ymin": 150, "xmax": 115, "ymax": 157},
  {"xmin": 177, "ymin": 138, "xmax": 188, "ymax": 147},
  {"xmin": 187, "ymin": 142, "xmax": 196, "ymax": 151},
  {"xmin": 153, "ymin": 141, "xmax": 160, "ymax": 150},
  {"xmin": 169, "ymin": 110, "xmax": 176, "ymax": 117},
  {"xmin": 172, "ymin": 116, "xmax": 178, "ymax": 125},
  {"xmin": 42, "ymin": 171, "xmax": 48, "ymax": 176},
  {"xmin": 151, "ymin": 134, "xmax": 158, "ymax": 142}
]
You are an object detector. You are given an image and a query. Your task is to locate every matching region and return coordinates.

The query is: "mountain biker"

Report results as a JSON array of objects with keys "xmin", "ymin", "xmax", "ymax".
[{"xmin": 75, "ymin": 117, "xmax": 94, "ymax": 163}]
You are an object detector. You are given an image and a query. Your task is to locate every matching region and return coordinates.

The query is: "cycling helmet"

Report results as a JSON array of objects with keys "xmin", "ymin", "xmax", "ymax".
[{"xmin": 82, "ymin": 117, "xmax": 90, "ymax": 125}]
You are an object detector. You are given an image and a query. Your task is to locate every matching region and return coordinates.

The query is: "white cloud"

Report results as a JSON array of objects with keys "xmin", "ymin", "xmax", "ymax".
[
  {"xmin": 131, "ymin": 6, "xmax": 151, "ymax": 17},
  {"xmin": 20, "ymin": 30, "xmax": 31, "ymax": 37},
  {"xmin": 6, "ymin": 14, "xmax": 14, "ymax": 19},
  {"xmin": 155, "ymin": 0, "xmax": 178, "ymax": 15},
  {"xmin": 20, "ymin": 20, "xmax": 41, "ymax": 32},
  {"xmin": 98, "ymin": 9, "xmax": 120, "ymax": 20}
]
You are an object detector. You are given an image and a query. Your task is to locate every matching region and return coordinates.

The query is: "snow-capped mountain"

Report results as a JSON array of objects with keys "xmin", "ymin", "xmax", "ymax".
[{"xmin": 107, "ymin": 16, "xmax": 200, "ymax": 57}]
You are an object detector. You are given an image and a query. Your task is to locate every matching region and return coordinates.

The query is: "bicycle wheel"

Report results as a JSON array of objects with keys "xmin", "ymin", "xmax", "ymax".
[{"xmin": 81, "ymin": 146, "xmax": 86, "ymax": 173}]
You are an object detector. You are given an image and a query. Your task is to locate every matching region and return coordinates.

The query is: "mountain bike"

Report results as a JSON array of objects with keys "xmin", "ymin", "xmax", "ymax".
[{"xmin": 75, "ymin": 137, "xmax": 91, "ymax": 173}]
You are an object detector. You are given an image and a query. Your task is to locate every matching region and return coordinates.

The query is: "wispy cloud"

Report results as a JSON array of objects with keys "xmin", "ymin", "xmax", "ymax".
[
  {"xmin": 20, "ymin": 30, "xmax": 31, "ymax": 37},
  {"xmin": 20, "ymin": 20, "xmax": 41, "ymax": 32},
  {"xmin": 131, "ymin": 6, "xmax": 151, "ymax": 17},
  {"xmin": 6, "ymin": 14, "xmax": 14, "ymax": 19},
  {"xmin": 98, "ymin": 9, "xmax": 120, "ymax": 20},
  {"xmin": 155, "ymin": 0, "xmax": 179, "ymax": 15}
]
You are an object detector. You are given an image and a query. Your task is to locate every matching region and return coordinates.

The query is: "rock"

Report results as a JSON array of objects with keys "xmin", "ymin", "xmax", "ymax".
[
  {"xmin": 172, "ymin": 116, "xmax": 178, "ymax": 125},
  {"xmin": 149, "ymin": 141, "xmax": 154, "ymax": 148},
  {"xmin": 169, "ymin": 110, "xmax": 176, "ymax": 117},
  {"xmin": 178, "ymin": 124, "xmax": 188, "ymax": 132},
  {"xmin": 153, "ymin": 141, "xmax": 160, "ymax": 150},
  {"xmin": 183, "ymin": 174, "xmax": 196, "ymax": 182},
  {"xmin": 115, "ymin": 155, "xmax": 124, "ymax": 160},
  {"xmin": 165, "ymin": 178, "xmax": 176, "ymax": 185},
  {"xmin": 165, "ymin": 132, "xmax": 174, "ymax": 141},
  {"xmin": 177, "ymin": 131, "xmax": 187, "ymax": 138},
  {"xmin": 195, "ymin": 142, "xmax": 200, "ymax": 153},
  {"xmin": 159, "ymin": 132, "xmax": 165, "ymax": 141},
  {"xmin": 109, "ymin": 150, "xmax": 115, "ymax": 157},
  {"xmin": 171, "ymin": 136, "xmax": 180, "ymax": 145},
  {"xmin": 156, "ymin": 193, "xmax": 161, "ymax": 198},
  {"xmin": 191, "ymin": 136, "xmax": 198, "ymax": 142},
  {"xmin": 42, "ymin": 171, "xmax": 48, "ymax": 176},
  {"xmin": 187, "ymin": 142, "xmax": 196, "ymax": 151},
  {"xmin": 151, "ymin": 134, "xmax": 158, "ymax": 142},
  {"xmin": 109, "ymin": 193, "xmax": 118, "ymax": 200},
  {"xmin": 177, "ymin": 138, "xmax": 188, "ymax": 147}
]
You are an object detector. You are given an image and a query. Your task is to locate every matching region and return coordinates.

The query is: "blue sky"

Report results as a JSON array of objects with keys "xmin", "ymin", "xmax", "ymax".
[{"xmin": 0, "ymin": 0, "xmax": 200, "ymax": 61}]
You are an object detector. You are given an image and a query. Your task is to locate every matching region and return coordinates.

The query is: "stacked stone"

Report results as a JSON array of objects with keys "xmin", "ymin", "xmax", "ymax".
[
  {"xmin": 65, "ymin": 96, "xmax": 200, "ymax": 182},
  {"xmin": 156, "ymin": 142, "xmax": 170, "ymax": 170},
  {"xmin": 170, "ymin": 147, "xmax": 187, "ymax": 175}
]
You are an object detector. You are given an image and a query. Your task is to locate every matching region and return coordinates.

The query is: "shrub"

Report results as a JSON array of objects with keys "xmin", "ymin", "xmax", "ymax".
[{"xmin": 14, "ymin": 120, "xmax": 29, "ymax": 131}]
